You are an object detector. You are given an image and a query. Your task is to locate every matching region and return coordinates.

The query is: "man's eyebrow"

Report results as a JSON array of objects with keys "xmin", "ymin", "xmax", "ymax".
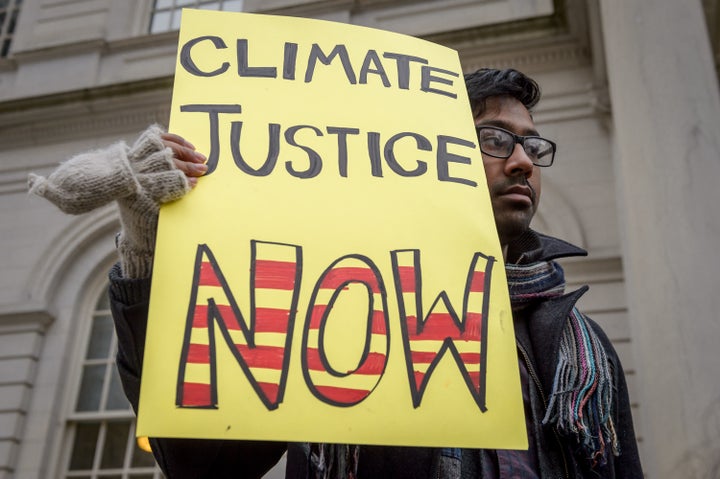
[{"xmin": 476, "ymin": 119, "xmax": 540, "ymax": 136}]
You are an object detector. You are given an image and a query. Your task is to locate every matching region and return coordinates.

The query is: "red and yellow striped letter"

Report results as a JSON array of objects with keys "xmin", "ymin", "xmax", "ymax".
[
  {"xmin": 302, "ymin": 255, "xmax": 390, "ymax": 406},
  {"xmin": 391, "ymin": 250, "xmax": 495, "ymax": 410},
  {"xmin": 176, "ymin": 241, "xmax": 302, "ymax": 410}
]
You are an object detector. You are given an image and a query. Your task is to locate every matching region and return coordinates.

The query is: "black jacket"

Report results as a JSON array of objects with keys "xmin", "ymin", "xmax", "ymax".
[{"xmin": 109, "ymin": 230, "xmax": 643, "ymax": 478}]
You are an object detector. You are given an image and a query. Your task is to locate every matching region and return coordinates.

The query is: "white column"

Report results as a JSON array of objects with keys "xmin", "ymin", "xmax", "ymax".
[{"xmin": 599, "ymin": 1, "xmax": 720, "ymax": 477}]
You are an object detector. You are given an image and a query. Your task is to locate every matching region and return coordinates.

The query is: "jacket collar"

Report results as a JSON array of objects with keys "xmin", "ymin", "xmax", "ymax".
[{"xmin": 506, "ymin": 229, "xmax": 587, "ymax": 265}]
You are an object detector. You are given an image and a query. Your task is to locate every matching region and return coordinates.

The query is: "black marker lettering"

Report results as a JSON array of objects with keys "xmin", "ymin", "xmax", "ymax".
[
  {"xmin": 367, "ymin": 132, "xmax": 384, "ymax": 177},
  {"xmin": 359, "ymin": 50, "xmax": 391, "ymax": 87},
  {"xmin": 437, "ymin": 135, "xmax": 477, "ymax": 187},
  {"xmin": 420, "ymin": 66, "xmax": 459, "ymax": 99},
  {"xmin": 230, "ymin": 122, "xmax": 281, "ymax": 176},
  {"xmin": 384, "ymin": 132, "xmax": 431, "ymax": 177},
  {"xmin": 285, "ymin": 125, "xmax": 323, "ymax": 179},
  {"xmin": 382, "ymin": 52, "xmax": 429, "ymax": 90},
  {"xmin": 180, "ymin": 36, "xmax": 230, "ymax": 77},
  {"xmin": 326, "ymin": 127, "xmax": 360, "ymax": 177},
  {"xmin": 180, "ymin": 104, "xmax": 242, "ymax": 174},
  {"xmin": 305, "ymin": 44, "xmax": 357, "ymax": 84},
  {"xmin": 283, "ymin": 42, "xmax": 299, "ymax": 80},
  {"xmin": 237, "ymin": 39, "xmax": 277, "ymax": 78}
]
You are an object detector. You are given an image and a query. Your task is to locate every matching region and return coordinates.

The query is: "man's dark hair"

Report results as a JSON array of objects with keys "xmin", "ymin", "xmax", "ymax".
[{"xmin": 464, "ymin": 68, "xmax": 541, "ymax": 116}]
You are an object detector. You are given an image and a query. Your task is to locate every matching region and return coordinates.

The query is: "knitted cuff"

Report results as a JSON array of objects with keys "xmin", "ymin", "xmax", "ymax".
[{"xmin": 116, "ymin": 231, "xmax": 157, "ymax": 279}]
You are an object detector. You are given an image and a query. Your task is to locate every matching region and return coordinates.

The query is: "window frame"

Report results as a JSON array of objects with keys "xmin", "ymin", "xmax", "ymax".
[
  {"xmin": 0, "ymin": 0, "xmax": 22, "ymax": 58},
  {"xmin": 148, "ymin": 0, "xmax": 244, "ymax": 34},
  {"xmin": 56, "ymin": 277, "xmax": 162, "ymax": 479}
]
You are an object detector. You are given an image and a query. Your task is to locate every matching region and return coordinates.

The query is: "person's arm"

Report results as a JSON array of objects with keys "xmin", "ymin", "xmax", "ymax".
[
  {"xmin": 109, "ymin": 265, "xmax": 286, "ymax": 479},
  {"xmin": 30, "ymin": 124, "xmax": 203, "ymax": 406},
  {"xmin": 29, "ymin": 125, "xmax": 207, "ymax": 278},
  {"xmin": 31, "ymin": 126, "xmax": 286, "ymax": 478},
  {"xmin": 108, "ymin": 264, "xmax": 150, "ymax": 412}
]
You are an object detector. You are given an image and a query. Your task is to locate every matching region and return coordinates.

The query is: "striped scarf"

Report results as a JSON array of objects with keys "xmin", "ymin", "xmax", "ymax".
[{"xmin": 506, "ymin": 260, "xmax": 619, "ymax": 466}]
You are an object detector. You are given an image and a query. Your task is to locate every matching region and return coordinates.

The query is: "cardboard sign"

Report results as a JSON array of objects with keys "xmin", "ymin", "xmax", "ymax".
[{"xmin": 139, "ymin": 9, "xmax": 525, "ymax": 449}]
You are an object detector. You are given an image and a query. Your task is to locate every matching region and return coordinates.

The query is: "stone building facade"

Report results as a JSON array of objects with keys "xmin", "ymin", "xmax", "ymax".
[{"xmin": 1, "ymin": 1, "xmax": 718, "ymax": 478}]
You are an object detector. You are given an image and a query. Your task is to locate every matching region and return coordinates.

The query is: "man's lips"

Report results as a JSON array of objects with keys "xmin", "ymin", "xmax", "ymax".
[{"xmin": 498, "ymin": 184, "xmax": 534, "ymax": 205}]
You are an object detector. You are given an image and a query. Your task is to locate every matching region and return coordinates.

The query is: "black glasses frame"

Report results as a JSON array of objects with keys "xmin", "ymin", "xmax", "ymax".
[{"xmin": 475, "ymin": 125, "xmax": 556, "ymax": 167}]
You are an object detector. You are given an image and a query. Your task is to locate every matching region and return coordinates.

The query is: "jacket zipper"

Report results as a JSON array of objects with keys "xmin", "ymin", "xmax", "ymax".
[{"xmin": 517, "ymin": 341, "xmax": 570, "ymax": 479}]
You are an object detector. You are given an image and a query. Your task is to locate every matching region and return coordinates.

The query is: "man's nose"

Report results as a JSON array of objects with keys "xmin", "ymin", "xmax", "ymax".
[{"xmin": 504, "ymin": 143, "xmax": 534, "ymax": 177}]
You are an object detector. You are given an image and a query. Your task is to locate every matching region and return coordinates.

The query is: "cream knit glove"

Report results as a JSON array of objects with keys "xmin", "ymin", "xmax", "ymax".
[{"xmin": 28, "ymin": 125, "xmax": 190, "ymax": 278}]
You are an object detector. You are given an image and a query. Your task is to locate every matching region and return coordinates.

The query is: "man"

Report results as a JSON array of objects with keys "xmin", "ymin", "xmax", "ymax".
[{"xmin": 29, "ymin": 68, "xmax": 642, "ymax": 478}]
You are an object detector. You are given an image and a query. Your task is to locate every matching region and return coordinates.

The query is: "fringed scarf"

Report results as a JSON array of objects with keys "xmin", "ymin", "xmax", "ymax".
[
  {"xmin": 506, "ymin": 260, "xmax": 620, "ymax": 466},
  {"xmin": 310, "ymin": 443, "xmax": 359, "ymax": 479},
  {"xmin": 310, "ymin": 260, "xmax": 619, "ymax": 478}
]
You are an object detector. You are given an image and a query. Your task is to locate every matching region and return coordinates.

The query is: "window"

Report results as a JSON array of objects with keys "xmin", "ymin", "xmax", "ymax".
[
  {"xmin": 149, "ymin": 0, "xmax": 244, "ymax": 33},
  {"xmin": 0, "ymin": 0, "xmax": 21, "ymax": 58},
  {"xmin": 62, "ymin": 288, "xmax": 163, "ymax": 479}
]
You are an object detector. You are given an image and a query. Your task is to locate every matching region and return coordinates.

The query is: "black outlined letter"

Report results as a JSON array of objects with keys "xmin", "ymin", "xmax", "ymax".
[
  {"xmin": 176, "ymin": 241, "xmax": 302, "ymax": 410},
  {"xmin": 301, "ymin": 255, "xmax": 390, "ymax": 406},
  {"xmin": 180, "ymin": 36, "xmax": 230, "ymax": 77},
  {"xmin": 180, "ymin": 104, "xmax": 242, "ymax": 174},
  {"xmin": 391, "ymin": 249, "xmax": 495, "ymax": 410}
]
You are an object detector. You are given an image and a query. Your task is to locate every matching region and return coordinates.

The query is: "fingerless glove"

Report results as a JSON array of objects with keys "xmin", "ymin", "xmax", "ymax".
[{"xmin": 28, "ymin": 125, "xmax": 190, "ymax": 278}]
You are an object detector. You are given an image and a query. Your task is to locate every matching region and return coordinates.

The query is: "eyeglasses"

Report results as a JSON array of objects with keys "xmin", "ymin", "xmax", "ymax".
[{"xmin": 476, "ymin": 125, "xmax": 556, "ymax": 167}]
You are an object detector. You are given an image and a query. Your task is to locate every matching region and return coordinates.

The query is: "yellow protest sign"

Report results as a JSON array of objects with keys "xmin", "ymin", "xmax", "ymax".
[{"xmin": 139, "ymin": 9, "xmax": 526, "ymax": 449}]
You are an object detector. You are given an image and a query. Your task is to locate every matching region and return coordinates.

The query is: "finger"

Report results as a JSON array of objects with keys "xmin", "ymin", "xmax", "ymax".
[
  {"xmin": 162, "ymin": 139, "xmax": 207, "ymax": 165},
  {"xmin": 172, "ymin": 157, "xmax": 208, "ymax": 177},
  {"xmin": 161, "ymin": 132, "xmax": 207, "ymax": 164},
  {"xmin": 161, "ymin": 132, "xmax": 195, "ymax": 150}
]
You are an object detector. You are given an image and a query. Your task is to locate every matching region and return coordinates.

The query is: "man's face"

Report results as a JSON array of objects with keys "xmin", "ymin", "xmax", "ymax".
[{"xmin": 475, "ymin": 95, "xmax": 542, "ymax": 247}]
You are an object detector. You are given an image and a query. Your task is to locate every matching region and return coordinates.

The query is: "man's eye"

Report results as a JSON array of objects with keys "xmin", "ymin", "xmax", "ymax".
[
  {"xmin": 525, "ymin": 144, "xmax": 540, "ymax": 156},
  {"xmin": 480, "ymin": 134, "xmax": 506, "ymax": 148},
  {"xmin": 524, "ymin": 139, "xmax": 545, "ymax": 157}
]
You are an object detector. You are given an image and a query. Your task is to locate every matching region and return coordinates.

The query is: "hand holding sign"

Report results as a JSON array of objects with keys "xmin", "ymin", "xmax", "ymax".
[
  {"xmin": 160, "ymin": 131, "xmax": 208, "ymax": 188},
  {"xmin": 28, "ymin": 125, "xmax": 204, "ymax": 278}
]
